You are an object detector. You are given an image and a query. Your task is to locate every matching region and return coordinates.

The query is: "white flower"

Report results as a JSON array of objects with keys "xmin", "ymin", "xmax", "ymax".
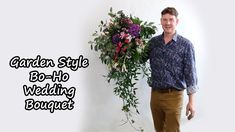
[
  {"xmin": 136, "ymin": 47, "xmax": 142, "ymax": 53},
  {"xmin": 108, "ymin": 64, "xmax": 112, "ymax": 70},
  {"xmin": 126, "ymin": 35, "xmax": 132, "ymax": 43},
  {"xmin": 112, "ymin": 62, "xmax": 120, "ymax": 71},
  {"xmin": 105, "ymin": 56, "xmax": 110, "ymax": 60},
  {"xmin": 121, "ymin": 64, "xmax": 127, "ymax": 72}
]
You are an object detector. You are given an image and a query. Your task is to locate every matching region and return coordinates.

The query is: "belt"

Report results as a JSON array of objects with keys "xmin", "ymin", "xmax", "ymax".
[{"xmin": 154, "ymin": 88, "xmax": 183, "ymax": 93}]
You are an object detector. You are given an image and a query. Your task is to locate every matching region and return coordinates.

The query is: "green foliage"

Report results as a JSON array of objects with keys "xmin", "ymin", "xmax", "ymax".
[{"xmin": 90, "ymin": 7, "xmax": 156, "ymax": 131}]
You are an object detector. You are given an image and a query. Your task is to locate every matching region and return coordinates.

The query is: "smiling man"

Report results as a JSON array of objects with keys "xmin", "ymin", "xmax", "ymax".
[{"xmin": 146, "ymin": 7, "xmax": 199, "ymax": 132}]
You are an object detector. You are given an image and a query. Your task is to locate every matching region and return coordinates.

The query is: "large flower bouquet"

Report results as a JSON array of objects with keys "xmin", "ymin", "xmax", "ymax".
[{"xmin": 89, "ymin": 8, "xmax": 156, "ymax": 128}]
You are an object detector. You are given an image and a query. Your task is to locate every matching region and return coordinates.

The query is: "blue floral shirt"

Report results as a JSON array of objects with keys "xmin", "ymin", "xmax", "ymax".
[{"xmin": 148, "ymin": 33, "xmax": 198, "ymax": 94}]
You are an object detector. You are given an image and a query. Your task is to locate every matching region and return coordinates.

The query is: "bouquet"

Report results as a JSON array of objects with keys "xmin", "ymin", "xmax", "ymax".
[{"xmin": 89, "ymin": 8, "xmax": 156, "ymax": 129}]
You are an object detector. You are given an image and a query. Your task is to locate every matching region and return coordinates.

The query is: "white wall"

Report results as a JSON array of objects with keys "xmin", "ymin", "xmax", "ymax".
[{"xmin": 0, "ymin": 0, "xmax": 234, "ymax": 132}]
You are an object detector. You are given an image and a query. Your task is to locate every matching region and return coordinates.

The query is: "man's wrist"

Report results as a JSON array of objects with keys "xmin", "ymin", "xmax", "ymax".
[{"xmin": 188, "ymin": 94, "xmax": 194, "ymax": 104}]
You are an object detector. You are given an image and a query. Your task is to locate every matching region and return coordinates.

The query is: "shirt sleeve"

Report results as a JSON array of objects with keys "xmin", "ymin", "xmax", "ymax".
[{"xmin": 184, "ymin": 42, "xmax": 199, "ymax": 95}]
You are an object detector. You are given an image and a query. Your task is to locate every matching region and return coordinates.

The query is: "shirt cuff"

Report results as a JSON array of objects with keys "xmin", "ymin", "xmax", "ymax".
[{"xmin": 186, "ymin": 85, "xmax": 199, "ymax": 95}]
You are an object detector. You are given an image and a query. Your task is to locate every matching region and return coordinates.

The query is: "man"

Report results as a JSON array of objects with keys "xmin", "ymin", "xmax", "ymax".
[{"xmin": 146, "ymin": 7, "xmax": 198, "ymax": 132}]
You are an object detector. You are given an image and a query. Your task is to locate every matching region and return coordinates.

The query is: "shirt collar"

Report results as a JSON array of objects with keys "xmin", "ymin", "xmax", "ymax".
[{"xmin": 161, "ymin": 31, "xmax": 178, "ymax": 42}]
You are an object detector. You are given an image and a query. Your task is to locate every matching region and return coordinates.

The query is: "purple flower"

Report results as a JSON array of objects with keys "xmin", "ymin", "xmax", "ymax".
[
  {"xmin": 128, "ymin": 24, "xmax": 140, "ymax": 38},
  {"xmin": 112, "ymin": 34, "xmax": 121, "ymax": 44}
]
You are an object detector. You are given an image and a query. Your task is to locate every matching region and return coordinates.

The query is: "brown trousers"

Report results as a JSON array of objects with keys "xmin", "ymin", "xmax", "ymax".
[{"xmin": 150, "ymin": 89, "xmax": 183, "ymax": 132}]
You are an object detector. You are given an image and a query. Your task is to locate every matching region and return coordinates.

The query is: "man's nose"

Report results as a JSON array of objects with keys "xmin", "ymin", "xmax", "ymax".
[{"xmin": 166, "ymin": 20, "xmax": 171, "ymax": 25}]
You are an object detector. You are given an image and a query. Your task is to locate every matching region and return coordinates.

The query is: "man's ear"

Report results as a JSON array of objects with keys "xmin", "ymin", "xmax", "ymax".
[{"xmin": 176, "ymin": 18, "xmax": 179, "ymax": 25}]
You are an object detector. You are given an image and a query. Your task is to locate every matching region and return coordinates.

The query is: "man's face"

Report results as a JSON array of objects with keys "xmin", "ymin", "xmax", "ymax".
[{"xmin": 161, "ymin": 13, "xmax": 178, "ymax": 35}]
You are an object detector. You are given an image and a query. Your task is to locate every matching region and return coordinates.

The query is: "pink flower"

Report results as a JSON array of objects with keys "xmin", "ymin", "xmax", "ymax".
[{"xmin": 135, "ymin": 38, "xmax": 143, "ymax": 45}]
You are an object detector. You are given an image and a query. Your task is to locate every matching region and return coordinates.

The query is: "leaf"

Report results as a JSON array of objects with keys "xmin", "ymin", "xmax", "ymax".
[
  {"xmin": 131, "ymin": 120, "xmax": 135, "ymax": 124},
  {"xmin": 117, "ymin": 10, "xmax": 124, "ymax": 16},
  {"xmin": 148, "ymin": 22, "xmax": 154, "ymax": 25},
  {"xmin": 110, "ymin": 7, "xmax": 113, "ymax": 12},
  {"xmin": 94, "ymin": 45, "xmax": 98, "ymax": 51}
]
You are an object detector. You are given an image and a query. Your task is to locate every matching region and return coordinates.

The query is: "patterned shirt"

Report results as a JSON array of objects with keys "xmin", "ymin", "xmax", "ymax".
[{"xmin": 147, "ymin": 32, "xmax": 198, "ymax": 94}]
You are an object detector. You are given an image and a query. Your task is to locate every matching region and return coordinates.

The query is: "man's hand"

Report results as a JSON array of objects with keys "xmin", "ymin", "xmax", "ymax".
[{"xmin": 186, "ymin": 94, "xmax": 195, "ymax": 120}]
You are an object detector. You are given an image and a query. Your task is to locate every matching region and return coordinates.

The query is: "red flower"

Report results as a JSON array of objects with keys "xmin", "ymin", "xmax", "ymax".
[
  {"xmin": 124, "ymin": 39, "xmax": 129, "ymax": 44},
  {"xmin": 114, "ymin": 42, "xmax": 123, "ymax": 61}
]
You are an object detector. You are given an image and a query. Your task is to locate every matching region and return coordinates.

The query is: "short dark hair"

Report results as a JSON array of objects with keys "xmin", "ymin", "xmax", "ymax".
[{"xmin": 161, "ymin": 7, "xmax": 178, "ymax": 17}]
